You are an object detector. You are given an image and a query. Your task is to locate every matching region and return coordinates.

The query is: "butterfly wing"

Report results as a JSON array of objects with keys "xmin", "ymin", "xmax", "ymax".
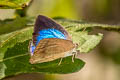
[
  {"xmin": 29, "ymin": 15, "xmax": 74, "ymax": 64},
  {"xmin": 30, "ymin": 38, "xmax": 75, "ymax": 64},
  {"xmin": 32, "ymin": 15, "xmax": 71, "ymax": 45}
]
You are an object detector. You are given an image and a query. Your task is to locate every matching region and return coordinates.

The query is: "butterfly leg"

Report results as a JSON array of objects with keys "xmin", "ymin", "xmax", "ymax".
[
  {"xmin": 58, "ymin": 58, "xmax": 63, "ymax": 65},
  {"xmin": 72, "ymin": 54, "xmax": 75, "ymax": 63},
  {"xmin": 72, "ymin": 51, "xmax": 78, "ymax": 63}
]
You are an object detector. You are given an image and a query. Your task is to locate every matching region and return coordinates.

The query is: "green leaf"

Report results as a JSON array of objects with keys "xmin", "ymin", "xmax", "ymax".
[
  {"xmin": 0, "ymin": 0, "xmax": 31, "ymax": 9},
  {"xmin": 0, "ymin": 40, "xmax": 85, "ymax": 79},
  {"xmin": 56, "ymin": 19, "xmax": 120, "ymax": 32},
  {"xmin": 0, "ymin": 27, "xmax": 33, "ymax": 60},
  {"xmin": 0, "ymin": 18, "xmax": 106, "ymax": 79},
  {"xmin": 0, "ymin": 16, "xmax": 34, "ymax": 35},
  {"xmin": 60, "ymin": 20, "xmax": 103, "ymax": 53},
  {"xmin": 76, "ymin": 33, "xmax": 103, "ymax": 53}
]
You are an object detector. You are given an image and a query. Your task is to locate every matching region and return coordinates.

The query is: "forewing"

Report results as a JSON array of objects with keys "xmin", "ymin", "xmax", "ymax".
[{"xmin": 32, "ymin": 15, "xmax": 71, "ymax": 45}]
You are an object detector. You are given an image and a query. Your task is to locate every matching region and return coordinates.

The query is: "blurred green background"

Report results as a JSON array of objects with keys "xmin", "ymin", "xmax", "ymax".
[{"xmin": 1, "ymin": 0, "xmax": 120, "ymax": 80}]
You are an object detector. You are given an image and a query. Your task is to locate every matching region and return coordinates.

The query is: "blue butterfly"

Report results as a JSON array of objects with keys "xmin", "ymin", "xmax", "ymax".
[{"xmin": 29, "ymin": 15, "xmax": 76, "ymax": 64}]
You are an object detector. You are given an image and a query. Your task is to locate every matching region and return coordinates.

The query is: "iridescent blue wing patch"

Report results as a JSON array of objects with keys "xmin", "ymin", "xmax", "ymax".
[{"xmin": 36, "ymin": 28, "xmax": 67, "ymax": 45}]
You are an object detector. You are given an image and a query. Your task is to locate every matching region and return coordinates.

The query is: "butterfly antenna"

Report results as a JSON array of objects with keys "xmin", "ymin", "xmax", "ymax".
[{"xmin": 58, "ymin": 58, "xmax": 63, "ymax": 65}]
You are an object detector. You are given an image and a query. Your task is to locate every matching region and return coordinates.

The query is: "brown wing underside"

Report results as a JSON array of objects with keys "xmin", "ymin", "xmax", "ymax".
[{"xmin": 30, "ymin": 38, "xmax": 75, "ymax": 64}]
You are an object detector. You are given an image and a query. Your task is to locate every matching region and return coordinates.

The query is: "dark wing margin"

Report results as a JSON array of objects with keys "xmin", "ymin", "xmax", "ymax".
[{"xmin": 32, "ymin": 15, "xmax": 71, "ymax": 45}]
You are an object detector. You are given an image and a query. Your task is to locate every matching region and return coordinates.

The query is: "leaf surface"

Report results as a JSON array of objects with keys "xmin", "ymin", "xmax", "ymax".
[
  {"xmin": 0, "ymin": 18, "xmax": 106, "ymax": 79},
  {"xmin": 0, "ymin": 0, "xmax": 31, "ymax": 9}
]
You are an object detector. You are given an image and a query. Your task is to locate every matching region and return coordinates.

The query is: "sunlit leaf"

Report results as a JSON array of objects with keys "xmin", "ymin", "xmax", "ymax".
[
  {"xmin": 0, "ymin": 0, "xmax": 31, "ymax": 9},
  {"xmin": 0, "ymin": 40, "xmax": 85, "ymax": 78}
]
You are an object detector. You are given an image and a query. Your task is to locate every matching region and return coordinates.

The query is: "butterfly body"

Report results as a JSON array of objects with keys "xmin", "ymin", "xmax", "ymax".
[{"xmin": 29, "ymin": 15, "xmax": 76, "ymax": 64}]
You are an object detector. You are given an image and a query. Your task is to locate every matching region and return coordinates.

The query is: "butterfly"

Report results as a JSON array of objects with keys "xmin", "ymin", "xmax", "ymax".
[{"xmin": 29, "ymin": 15, "xmax": 77, "ymax": 65}]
